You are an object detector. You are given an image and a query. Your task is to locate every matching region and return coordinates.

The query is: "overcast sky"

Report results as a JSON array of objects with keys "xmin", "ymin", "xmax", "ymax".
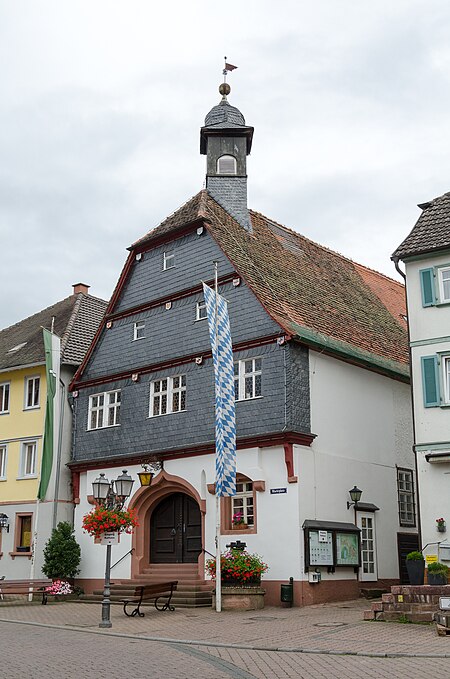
[{"xmin": 2, "ymin": 0, "xmax": 450, "ymax": 328}]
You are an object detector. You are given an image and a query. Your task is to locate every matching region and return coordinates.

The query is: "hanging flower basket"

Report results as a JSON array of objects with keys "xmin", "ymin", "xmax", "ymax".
[
  {"xmin": 436, "ymin": 518, "xmax": 446, "ymax": 533},
  {"xmin": 82, "ymin": 506, "xmax": 139, "ymax": 539}
]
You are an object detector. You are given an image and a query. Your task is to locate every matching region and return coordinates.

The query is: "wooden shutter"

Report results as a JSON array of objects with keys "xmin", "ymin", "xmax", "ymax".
[
  {"xmin": 420, "ymin": 268, "xmax": 436, "ymax": 307},
  {"xmin": 421, "ymin": 355, "xmax": 440, "ymax": 407}
]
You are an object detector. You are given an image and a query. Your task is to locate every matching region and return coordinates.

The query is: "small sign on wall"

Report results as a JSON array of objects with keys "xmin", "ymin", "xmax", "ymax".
[
  {"xmin": 100, "ymin": 532, "xmax": 120, "ymax": 545},
  {"xmin": 426, "ymin": 554, "xmax": 438, "ymax": 563},
  {"xmin": 270, "ymin": 488, "xmax": 287, "ymax": 494},
  {"xmin": 318, "ymin": 530, "xmax": 328, "ymax": 543}
]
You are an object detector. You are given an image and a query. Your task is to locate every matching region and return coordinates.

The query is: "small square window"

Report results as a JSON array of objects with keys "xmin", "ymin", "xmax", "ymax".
[
  {"xmin": 88, "ymin": 390, "xmax": 121, "ymax": 430},
  {"xmin": 234, "ymin": 358, "xmax": 262, "ymax": 401},
  {"xmin": 24, "ymin": 376, "xmax": 40, "ymax": 409},
  {"xmin": 20, "ymin": 441, "xmax": 37, "ymax": 477},
  {"xmin": 150, "ymin": 374, "xmax": 186, "ymax": 417},
  {"xmin": 133, "ymin": 321, "xmax": 145, "ymax": 341},
  {"xmin": 196, "ymin": 301, "xmax": 207, "ymax": 321},
  {"xmin": 0, "ymin": 382, "xmax": 10, "ymax": 413},
  {"xmin": 163, "ymin": 252, "xmax": 175, "ymax": 270}
]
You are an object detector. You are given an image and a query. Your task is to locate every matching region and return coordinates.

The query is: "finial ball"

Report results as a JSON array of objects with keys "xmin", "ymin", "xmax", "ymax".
[{"xmin": 219, "ymin": 82, "xmax": 231, "ymax": 97}]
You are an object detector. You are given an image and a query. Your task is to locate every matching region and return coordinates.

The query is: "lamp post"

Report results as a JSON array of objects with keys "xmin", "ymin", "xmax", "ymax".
[{"xmin": 92, "ymin": 470, "xmax": 134, "ymax": 629}]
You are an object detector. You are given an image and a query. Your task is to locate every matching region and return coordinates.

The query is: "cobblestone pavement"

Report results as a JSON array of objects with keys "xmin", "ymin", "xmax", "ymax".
[{"xmin": 0, "ymin": 598, "xmax": 449, "ymax": 678}]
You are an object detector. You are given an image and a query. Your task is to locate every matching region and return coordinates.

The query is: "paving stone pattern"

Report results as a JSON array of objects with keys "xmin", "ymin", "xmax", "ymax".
[{"xmin": 0, "ymin": 599, "xmax": 449, "ymax": 678}]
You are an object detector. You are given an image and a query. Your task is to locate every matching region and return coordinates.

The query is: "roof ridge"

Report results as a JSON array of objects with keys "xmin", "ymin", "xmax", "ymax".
[
  {"xmin": 249, "ymin": 209, "xmax": 403, "ymax": 289},
  {"xmin": 0, "ymin": 294, "xmax": 74, "ymax": 335}
]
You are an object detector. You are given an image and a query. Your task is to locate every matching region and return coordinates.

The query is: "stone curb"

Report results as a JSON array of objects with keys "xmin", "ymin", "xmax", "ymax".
[{"xmin": 1, "ymin": 617, "xmax": 449, "ymax": 659}]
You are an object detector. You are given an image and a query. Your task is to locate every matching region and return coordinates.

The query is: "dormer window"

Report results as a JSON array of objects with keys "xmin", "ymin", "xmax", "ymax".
[{"xmin": 217, "ymin": 155, "xmax": 237, "ymax": 175}]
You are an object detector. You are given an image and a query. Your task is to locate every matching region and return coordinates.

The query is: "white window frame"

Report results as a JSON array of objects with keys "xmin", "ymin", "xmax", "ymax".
[
  {"xmin": 19, "ymin": 440, "xmax": 37, "ymax": 478},
  {"xmin": 438, "ymin": 266, "xmax": 450, "ymax": 303},
  {"xmin": 217, "ymin": 154, "xmax": 237, "ymax": 175},
  {"xmin": 234, "ymin": 358, "xmax": 262, "ymax": 401},
  {"xmin": 397, "ymin": 468, "xmax": 416, "ymax": 527},
  {"xmin": 443, "ymin": 355, "xmax": 450, "ymax": 405},
  {"xmin": 0, "ymin": 445, "xmax": 7, "ymax": 479},
  {"xmin": 196, "ymin": 301, "xmax": 207, "ymax": 321},
  {"xmin": 88, "ymin": 390, "xmax": 121, "ymax": 430},
  {"xmin": 231, "ymin": 480, "xmax": 254, "ymax": 526},
  {"xmin": 24, "ymin": 375, "xmax": 40, "ymax": 409},
  {"xmin": 163, "ymin": 251, "xmax": 175, "ymax": 270},
  {"xmin": 0, "ymin": 382, "xmax": 10, "ymax": 414},
  {"xmin": 133, "ymin": 321, "xmax": 146, "ymax": 341},
  {"xmin": 149, "ymin": 374, "xmax": 186, "ymax": 417}
]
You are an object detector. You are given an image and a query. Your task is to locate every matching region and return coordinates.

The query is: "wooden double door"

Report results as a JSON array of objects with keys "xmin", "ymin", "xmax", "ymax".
[{"xmin": 150, "ymin": 493, "xmax": 202, "ymax": 563}]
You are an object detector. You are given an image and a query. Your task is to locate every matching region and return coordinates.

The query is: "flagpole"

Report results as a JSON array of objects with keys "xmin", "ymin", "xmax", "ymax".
[{"xmin": 214, "ymin": 261, "xmax": 222, "ymax": 613}]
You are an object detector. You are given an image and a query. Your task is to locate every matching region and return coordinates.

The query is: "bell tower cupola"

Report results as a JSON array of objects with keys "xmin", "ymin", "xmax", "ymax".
[{"xmin": 200, "ymin": 64, "xmax": 254, "ymax": 232}]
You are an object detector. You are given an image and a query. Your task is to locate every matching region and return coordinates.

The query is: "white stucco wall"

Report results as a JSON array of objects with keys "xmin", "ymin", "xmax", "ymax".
[{"xmin": 307, "ymin": 351, "xmax": 415, "ymax": 580}]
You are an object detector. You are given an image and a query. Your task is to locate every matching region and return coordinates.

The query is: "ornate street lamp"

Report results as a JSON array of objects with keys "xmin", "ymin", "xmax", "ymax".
[
  {"xmin": 138, "ymin": 459, "xmax": 163, "ymax": 487},
  {"xmin": 347, "ymin": 486, "xmax": 363, "ymax": 510},
  {"xmin": 0, "ymin": 513, "xmax": 9, "ymax": 532},
  {"xmin": 92, "ymin": 470, "xmax": 134, "ymax": 629}
]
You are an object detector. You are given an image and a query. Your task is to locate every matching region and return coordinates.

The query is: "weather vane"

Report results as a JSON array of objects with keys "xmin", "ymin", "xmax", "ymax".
[{"xmin": 222, "ymin": 56, "xmax": 237, "ymax": 83}]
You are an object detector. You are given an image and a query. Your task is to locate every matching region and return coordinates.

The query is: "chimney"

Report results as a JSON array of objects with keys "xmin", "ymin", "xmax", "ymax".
[{"xmin": 73, "ymin": 283, "xmax": 90, "ymax": 295}]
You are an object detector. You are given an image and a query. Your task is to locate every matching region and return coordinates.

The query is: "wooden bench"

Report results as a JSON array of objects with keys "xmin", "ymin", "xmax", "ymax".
[
  {"xmin": 122, "ymin": 581, "xmax": 178, "ymax": 617},
  {"xmin": 0, "ymin": 579, "xmax": 52, "ymax": 605}
]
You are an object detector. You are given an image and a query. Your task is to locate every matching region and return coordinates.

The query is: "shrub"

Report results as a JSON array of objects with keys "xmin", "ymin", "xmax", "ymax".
[
  {"xmin": 428, "ymin": 561, "xmax": 449, "ymax": 574},
  {"xmin": 406, "ymin": 550, "xmax": 424, "ymax": 561},
  {"xmin": 42, "ymin": 522, "xmax": 81, "ymax": 580}
]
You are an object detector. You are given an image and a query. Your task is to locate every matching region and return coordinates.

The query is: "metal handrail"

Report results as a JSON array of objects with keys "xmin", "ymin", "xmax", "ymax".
[
  {"xmin": 202, "ymin": 547, "xmax": 215, "ymax": 559},
  {"xmin": 111, "ymin": 548, "xmax": 134, "ymax": 571}
]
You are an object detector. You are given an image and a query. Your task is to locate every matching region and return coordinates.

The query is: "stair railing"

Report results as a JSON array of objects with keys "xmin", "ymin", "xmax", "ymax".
[{"xmin": 111, "ymin": 548, "xmax": 134, "ymax": 571}]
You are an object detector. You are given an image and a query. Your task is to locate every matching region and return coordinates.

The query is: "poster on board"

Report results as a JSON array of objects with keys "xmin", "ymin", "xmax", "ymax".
[{"xmin": 336, "ymin": 532, "xmax": 359, "ymax": 566}]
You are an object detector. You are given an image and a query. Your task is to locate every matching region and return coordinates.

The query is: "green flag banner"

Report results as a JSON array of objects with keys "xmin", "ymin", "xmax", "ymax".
[{"xmin": 37, "ymin": 328, "xmax": 60, "ymax": 500}]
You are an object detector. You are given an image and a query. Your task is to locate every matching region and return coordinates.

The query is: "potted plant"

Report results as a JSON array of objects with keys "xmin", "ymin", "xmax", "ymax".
[
  {"xmin": 206, "ymin": 548, "xmax": 268, "ymax": 585},
  {"xmin": 427, "ymin": 561, "xmax": 449, "ymax": 586},
  {"xmin": 406, "ymin": 550, "xmax": 425, "ymax": 585},
  {"xmin": 42, "ymin": 522, "xmax": 81, "ymax": 583},
  {"xmin": 436, "ymin": 517, "xmax": 446, "ymax": 533},
  {"xmin": 232, "ymin": 512, "xmax": 247, "ymax": 530},
  {"xmin": 82, "ymin": 506, "xmax": 139, "ymax": 539}
]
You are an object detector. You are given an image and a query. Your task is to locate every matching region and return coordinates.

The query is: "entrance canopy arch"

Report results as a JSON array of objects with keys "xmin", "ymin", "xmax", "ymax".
[{"xmin": 129, "ymin": 469, "xmax": 206, "ymax": 578}]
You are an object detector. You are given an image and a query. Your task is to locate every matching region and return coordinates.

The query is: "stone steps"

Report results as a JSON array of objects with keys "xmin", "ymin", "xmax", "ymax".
[{"xmin": 363, "ymin": 584, "xmax": 450, "ymax": 623}]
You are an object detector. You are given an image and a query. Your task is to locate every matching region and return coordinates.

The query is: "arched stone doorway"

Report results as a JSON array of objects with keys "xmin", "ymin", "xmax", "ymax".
[
  {"xmin": 129, "ymin": 470, "xmax": 206, "ymax": 578},
  {"xmin": 150, "ymin": 493, "xmax": 201, "ymax": 563}
]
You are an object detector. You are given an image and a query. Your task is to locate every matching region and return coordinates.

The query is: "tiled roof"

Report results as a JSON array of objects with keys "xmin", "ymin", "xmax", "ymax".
[
  {"xmin": 393, "ymin": 191, "xmax": 450, "ymax": 260},
  {"xmin": 132, "ymin": 191, "xmax": 408, "ymax": 378},
  {"xmin": 0, "ymin": 293, "xmax": 107, "ymax": 371}
]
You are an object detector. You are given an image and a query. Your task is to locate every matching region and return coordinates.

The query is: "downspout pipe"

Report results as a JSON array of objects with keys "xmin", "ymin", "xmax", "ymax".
[{"xmin": 392, "ymin": 255, "xmax": 422, "ymax": 550}]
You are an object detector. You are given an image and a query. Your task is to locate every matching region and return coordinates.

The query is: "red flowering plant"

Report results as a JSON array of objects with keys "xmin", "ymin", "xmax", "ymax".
[
  {"xmin": 205, "ymin": 549, "xmax": 268, "ymax": 585},
  {"xmin": 232, "ymin": 512, "xmax": 245, "ymax": 526},
  {"xmin": 82, "ymin": 506, "xmax": 139, "ymax": 539}
]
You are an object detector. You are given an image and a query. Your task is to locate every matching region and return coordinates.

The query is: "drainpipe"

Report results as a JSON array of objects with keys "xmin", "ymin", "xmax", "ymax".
[{"xmin": 393, "ymin": 256, "xmax": 422, "ymax": 550}]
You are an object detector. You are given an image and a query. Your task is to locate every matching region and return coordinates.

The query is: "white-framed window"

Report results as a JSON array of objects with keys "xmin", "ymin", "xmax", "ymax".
[
  {"xmin": 397, "ymin": 468, "xmax": 416, "ymax": 527},
  {"xmin": 217, "ymin": 154, "xmax": 237, "ymax": 175},
  {"xmin": 20, "ymin": 440, "xmax": 37, "ymax": 477},
  {"xmin": 196, "ymin": 301, "xmax": 207, "ymax": 321},
  {"xmin": 133, "ymin": 321, "xmax": 146, "ymax": 341},
  {"xmin": 24, "ymin": 376, "xmax": 40, "ymax": 409},
  {"xmin": 163, "ymin": 251, "xmax": 175, "ymax": 270},
  {"xmin": 438, "ymin": 266, "xmax": 450, "ymax": 303},
  {"xmin": 0, "ymin": 445, "xmax": 7, "ymax": 479},
  {"xmin": 88, "ymin": 390, "xmax": 121, "ymax": 430},
  {"xmin": 0, "ymin": 382, "xmax": 10, "ymax": 413},
  {"xmin": 442, "ymin": 355, "xmax": 450, "ymax": 405},
  {"xmin": 231, "ymin": 480, "xmax": 254, "ymax": 526},
  {"xmin": 150, "ymin": 374, "xmax": 186, "ymax": 417},
  {"xmin": 234, "ymin": 358, "xmax": 262, "ymax": 401}
]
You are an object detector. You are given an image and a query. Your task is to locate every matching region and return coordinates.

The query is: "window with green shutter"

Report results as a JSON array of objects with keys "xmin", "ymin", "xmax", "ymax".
[
  {"xmin": 421, "ymin": 355, "xmax": 440, "ymax": 407},
  {"xmin": 420, "ymin": 268, "xmax": 436, "ymax": 307}
]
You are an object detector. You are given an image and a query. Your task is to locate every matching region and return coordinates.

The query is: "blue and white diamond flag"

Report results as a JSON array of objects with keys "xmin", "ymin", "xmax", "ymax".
[{"xmin": 203, "ymin": 283, "xmax": 236, "ymax": 496}]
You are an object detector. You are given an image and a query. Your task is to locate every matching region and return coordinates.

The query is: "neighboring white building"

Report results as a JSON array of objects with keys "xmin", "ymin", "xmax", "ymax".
[{"xmin": 393, "ymin": 192, "xmax": 450, "ymax": 563}]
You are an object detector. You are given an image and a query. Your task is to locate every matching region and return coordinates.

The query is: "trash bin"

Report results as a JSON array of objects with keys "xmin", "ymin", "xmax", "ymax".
[{"xmin": 280, "ymin": 577, "xmax": 294, "ymax": 605}]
